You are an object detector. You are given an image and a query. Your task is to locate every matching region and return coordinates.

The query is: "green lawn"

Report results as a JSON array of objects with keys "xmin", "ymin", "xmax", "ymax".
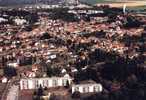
[
  {"xmin": 79, "ymin": 0, "xmax": 146, "ymax": 5},
  {"xmin": 79, "ymin": 0, "xmax": 146, "ymax": 11},
  {"xmin": 79, "ymin": 0, "xmax": 119, "ymax": 5}
]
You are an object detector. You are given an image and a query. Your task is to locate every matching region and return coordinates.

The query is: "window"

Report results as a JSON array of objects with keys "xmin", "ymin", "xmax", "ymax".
[
  {"xmin": 47, "ymin": 80, "xmax": 49, "ymax": 87},
  {"xmin": 42, "ymin": 80, "xmax": 47, "ymax": 88},
  {"xmin": 52, "ymin": 79, "xmax": 58, "ymax": 87},
  {"xmin": 26, "ymin": 80, "xmax": 29, "ymax": 89},
  {"xmin": 35, "ymin": 80, "xmax": 39, "ymax": 88},
  {"xmin": 83, "ymin": 86, "xmax": 89, "ymax": 93},
  {"xmin": 93, "ymin": 86, "xmax": 99, "ymax": 92},
  {"xmin": 44, "ymin": 80, "xmax": 49, "ymax": 87},
  {"xmin": 23, "ymin": 80, "xmax": 28, "ymax": 89},
  {"xmin": 22, "ymin": 80, "xmax": 27, "ymax": 89},
  {"xmin": 74, "ymin": 87, "xmax": 79, "ymax": 92},
  {"xmin": 62, "ymin": 79, "xmax": 67, "ymax": 86}
]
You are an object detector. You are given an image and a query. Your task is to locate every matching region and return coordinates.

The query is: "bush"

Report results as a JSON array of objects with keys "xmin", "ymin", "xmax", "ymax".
[{"xmin": 72, "ymin": 91, "xmax": 81, "ymax": 99}]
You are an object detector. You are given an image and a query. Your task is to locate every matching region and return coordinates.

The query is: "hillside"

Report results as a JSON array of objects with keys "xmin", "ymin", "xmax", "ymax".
[{"xmin": 0, "ymin": 0, "xmax": 63, "ymax": 6}]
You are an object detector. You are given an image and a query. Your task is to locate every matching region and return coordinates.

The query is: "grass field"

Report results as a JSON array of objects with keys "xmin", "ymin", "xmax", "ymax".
[
  {"xmin": 80, "ymin": 0, "xmax": 146, "ymax": 11},
  {"xmin": 100, "ymin": 1, "xmax": 146, "ymax": 8},
  {"xmin": 80, "ymin": 0, "xmax": 117, "ymax": 4},
  {"xmin": 80, "ymin": 0, "xmax": 146, "ymax": 4}
]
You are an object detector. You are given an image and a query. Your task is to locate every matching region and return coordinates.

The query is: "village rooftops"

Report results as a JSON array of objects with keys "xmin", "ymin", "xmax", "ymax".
[
  {"xmin": 71, "ymin": 80, "xmax": 103, "ymax": 93},
  {"xmin": 20, "ymin": 77, "xmax": 72, "ymax": 90},
  {"xmin": 72, "ymin": 83, "xmax": 103, "ymax": 94}
]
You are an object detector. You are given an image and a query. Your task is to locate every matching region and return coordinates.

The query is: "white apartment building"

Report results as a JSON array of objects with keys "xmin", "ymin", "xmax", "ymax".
[
  {"xmin": 20, "ymin": 77, "xmax": 72, "ymax": 90},
  {"xmin": 72, "ymin": 83, "xmax": 103, "ymax": 93}
]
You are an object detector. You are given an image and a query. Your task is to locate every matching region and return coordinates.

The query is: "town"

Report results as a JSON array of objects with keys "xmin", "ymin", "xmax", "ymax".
[{"xmin": 0, "ymin": 0, "xmax": 146, "ymax": 100}]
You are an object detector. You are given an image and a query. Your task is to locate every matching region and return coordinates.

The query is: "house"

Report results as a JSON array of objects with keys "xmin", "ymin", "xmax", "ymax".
[
  {"xmin": 63, "ymin": 74, "xmax": 70, "ymax": 78},
  {"xmin": 49, "ymin": 54, "xmax": 57, "ymax": 59},
  {"xmin": 72, "ymin": 80, "xmax": 102, "ymax": 94},
  {"xmin": 72, "ymin": 83, "xmax": 102, "ymax": 94},
  {"xmin": 7, "ymin": 62, "xmax": 19, "ymax": 68},
  {"xmin": 20, "ymin": 77, "xmax": 72, "ymax": 90},
  {"xmin": 71, "ymin": 67, "xmax": 78, "ymax": 73},
  {"xmin": 1, "ymin": 77, "xmax": 8, "ymax": 83},
  {"xmin": 32, "ymin": 64, "xmax": 38, "ymax": 72},
  {"xmin": 25, "ymin": 71, "xmax": 36, "ymax": 78},
  {"xmin": 0, "ymin": 17, "xmax": 7, "ymax": 23},
  {"xmin": 61, "ymin": 69, "xmax": 67, "ymax": 74},
  {"xmin": 14, "ymin": 18, "xmax": 27, "ymax": 25}
]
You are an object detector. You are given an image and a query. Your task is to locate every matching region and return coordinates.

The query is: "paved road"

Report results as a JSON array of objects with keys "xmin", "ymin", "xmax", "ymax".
[
  {"xmin": 1, "ymin": 80, "xmax": 12, "ymax": 100},
  {"xmin": 6, "ymin": 85, "xmax": 19, "ymax": 100},
  {"xmin": 1, "ymin": 78, "xmax": 20, "ymax": 100}
]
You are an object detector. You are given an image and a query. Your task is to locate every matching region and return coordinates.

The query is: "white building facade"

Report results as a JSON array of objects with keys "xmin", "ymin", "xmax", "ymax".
[
  {"xmin": 20, "ymin": 77, "xmax": 72, "ymax": 90},
  {"xmin": 72, "ymin": 84, "xmax": 102, "ymax": 93}
]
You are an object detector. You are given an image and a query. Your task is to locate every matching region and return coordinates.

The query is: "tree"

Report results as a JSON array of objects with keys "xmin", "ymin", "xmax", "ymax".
[
  {"xmin": 109, "ymin": 90, "xmax": 123, "ymax": 100},
  {"xmin": 72, "ymin": 91, "xmax": 81, "ymax": 99},
  {"xmin": 4, "ymin": 66, "xmax": 17, "ymax": 77},
  {"xmin": 33, "ymin": 85, "xmax": 45, "ymax": 100},
  {"xmin": 123, "ymin": 16, "xmax": 143, "ymax": 28},
  {"xmin": 47, "ymin": 67, "xmax": 53, "ymax": 77},
  {"xmin": 65, "ymin": 80, "xmax": 70, "ymax": 88},
  {"xmin": 47, "ymin": 67, "xmax": 61, "ymax": 77},
  {"xmin": 40, "ymin": 32, "xmax": 51, "ymax": 40},
  {"xmin": 37, "ymin": 85, "xmax": 44, "ymax": 96},
  {"xmin": 126, "ymin": 74, "xmax": 138, "ymax": 89},
  {"xmin": 49, "ymin": 93, "xmax": 61, "ymax": 100}
]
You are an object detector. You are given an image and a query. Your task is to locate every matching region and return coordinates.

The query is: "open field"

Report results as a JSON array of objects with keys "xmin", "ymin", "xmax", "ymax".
[
  {"xmin": 80, "ymin": 0, "xmax": 146, "ymax": 8},
  {"xmin": 96, "ymin": 1, "xmax": 146, "ymax": 8}
]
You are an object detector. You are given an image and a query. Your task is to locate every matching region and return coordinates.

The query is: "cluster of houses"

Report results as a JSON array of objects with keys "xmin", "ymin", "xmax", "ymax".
[{"xmin": 20, "ymin": 77, "xmax": 103, "ymax": 94}]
